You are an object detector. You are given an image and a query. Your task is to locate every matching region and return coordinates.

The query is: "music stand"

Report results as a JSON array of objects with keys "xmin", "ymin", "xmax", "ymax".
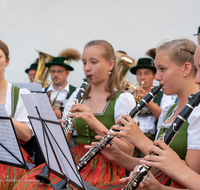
[
  {"xmin": 0, "ymin": 104, "xmax": 32, "ymax": 170},
  {"xmin": 21, "ymin": 93, "xmax": 99, "ymax": 190},
  {"xmin": 13, "ymin": 83, "xmax": 43, "ymax": 93}
]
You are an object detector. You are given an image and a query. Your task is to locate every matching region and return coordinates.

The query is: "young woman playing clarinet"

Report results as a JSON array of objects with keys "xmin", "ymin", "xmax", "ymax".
[
  {"xmin": 120, "ymin": 38, "xmax": 200, "ymax": 190},
  {"xmin": 13, "ymin": 40, "xmax": 136, "ymax": 189},
  {"xmin": 94, "ymin": 38, "xmax": 200, "ymax": 189},
  {"xmin": 0, "ymin": 40, "xmax": 33, "ymax": 189}
]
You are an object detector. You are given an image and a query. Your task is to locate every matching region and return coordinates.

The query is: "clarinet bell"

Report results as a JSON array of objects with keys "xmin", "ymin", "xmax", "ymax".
[{"xmin": 35, "ymin": 164, "xmax": 51, "ymax": 184}]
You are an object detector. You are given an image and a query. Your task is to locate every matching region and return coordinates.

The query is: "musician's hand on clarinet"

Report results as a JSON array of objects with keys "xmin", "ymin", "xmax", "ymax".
[
  {"xmin": 68, "ymin": 103, "xmax": 97, "ymax": 127},
  {"xmin": 140, "ymin": 140, "xmax": 185, "ymax": 179},
  {"xmin": 85, "ymin": 129, "xmax": 122, "ymax": 162},
  {"xmin": 136, "ymin": 171, "xmax": 162, "ymax": 190},
  {"xmin": 68, "ymin": 103, "xmax": 108, "ymax": 135},
  {"xmin": 119, "ymin": 170, "xmax": 136, "ymax": 184},
  {"xmin": 120, "ymin": 166, "xmax": 162, "ymax": 190},
  {"xmin": 108, "ymin": 114, "xmax": 145, "ymax": 146},
  {"xmin": 58, "ymin": 119, "xmax": 73, "ymax": 143}
]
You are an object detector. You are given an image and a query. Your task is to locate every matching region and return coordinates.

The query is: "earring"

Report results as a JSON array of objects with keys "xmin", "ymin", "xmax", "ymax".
[
  {"xmin": 183, "ymin": 74, "xmax": 186, "ymax": 77},
  {"xmin": 109, "ymin": 71, "xmax": 111, "ymax": 75}
]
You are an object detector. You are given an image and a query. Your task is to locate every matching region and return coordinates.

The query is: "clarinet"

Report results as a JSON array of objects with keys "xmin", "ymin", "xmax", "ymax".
[
  {"xmin": 62, "ymin": 76, "xmax": 90, "ymax": 135},
  {"xmin": 77, "ymin": 85, "xmax": 162, "ymax": 171},
  {"xmin": 123, "ymin": 91, "xmax": 200, "ymax": 190},
  {"xmin": 35, "ymin": 76, "xmax": 90, "ymax": 184}
]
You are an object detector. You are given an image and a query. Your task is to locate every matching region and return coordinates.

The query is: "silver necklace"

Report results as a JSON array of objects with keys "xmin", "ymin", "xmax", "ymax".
[
  {"xmin": 0, "ymin": 84, "xmax": 7, "ymax": 95},
  {"xmin": 94, "ymin": 95, "xmax": 103, "ymax": 102}
]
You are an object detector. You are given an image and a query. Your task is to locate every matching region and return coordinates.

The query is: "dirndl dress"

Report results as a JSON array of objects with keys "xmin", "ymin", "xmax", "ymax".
[{"xmin": 0, "ymin": 146, "xmax": 33, "ymax": 190}]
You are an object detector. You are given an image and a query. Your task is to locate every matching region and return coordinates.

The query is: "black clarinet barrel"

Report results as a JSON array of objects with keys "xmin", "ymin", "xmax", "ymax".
[
  {"xmin": 75, "ymin": 76, "xmax": 90, "ymax": 102},
  {"xmin": 129, "ymin": 85, "xmax": 162, "ymax": 118}
]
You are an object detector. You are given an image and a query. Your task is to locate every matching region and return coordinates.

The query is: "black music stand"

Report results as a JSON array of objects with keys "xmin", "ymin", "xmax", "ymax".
[
  {"xmin": 0, "ymin": 105, "xmax": 33, "ymax": 170},
  {"xmin": 21, "ymin": 93, "xmax": 99, "ymax": 190}
]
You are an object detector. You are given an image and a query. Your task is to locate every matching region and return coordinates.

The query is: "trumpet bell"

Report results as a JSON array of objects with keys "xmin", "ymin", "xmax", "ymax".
[
  {"xmin": 115, "ymin": 52, "xmax": 137, "ymax": 85},
  {"xmin": 120, "ymin": 80, "xmax": 144, "ymax": 104},
  {"xmin": 34, "ymin": 50, "xmax": 54, "ymax": 88}
]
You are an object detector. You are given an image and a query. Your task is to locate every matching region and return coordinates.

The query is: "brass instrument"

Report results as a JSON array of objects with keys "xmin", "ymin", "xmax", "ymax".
[
  {"xmin": 34, "ymin": 50, "xmax": 54, "ymax": 88},
  {"xmin": 47, "ymin": 87, "xmax": 62, "ymax": 107},
  {"xmin": 121, "ymin": 80, "xmax": 144, "ymax": 104},
  {"xmin": 115, "ymin": 52, "xmax": 137, "ymax": 85}
]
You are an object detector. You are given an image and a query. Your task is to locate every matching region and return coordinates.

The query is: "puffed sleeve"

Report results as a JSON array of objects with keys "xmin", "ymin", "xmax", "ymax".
[
  {"xmin": 15, "ymin": 88, "xmax": 32, "ymax": 134},
  {"xmin": 187, "ymin": 105, "xmax": 200, "ymax": 150},
  {"xmin": 62, "ymin": 88, "xmax": 79, "ymax": 119},
  {"xmin": 114, "ymin": 92, "xmax": 137, "ymax": 123},
  {"xmin": 160, "ymin": 93, "xmax": 174, "ymax": 109}
]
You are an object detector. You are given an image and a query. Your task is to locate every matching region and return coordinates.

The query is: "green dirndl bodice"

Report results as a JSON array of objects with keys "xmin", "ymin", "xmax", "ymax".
[
  {"xmin": 74, "ymin": 91, "xmax": 122, "ymax": 145},
  {"xmin": 150, "ymin": 103, "xmax": 189, "ymax": 188},
  {"xmin": 71, "ymin": 91, "xmax": 127, "ymax": 187},
  {"xmin": 156, "ymin": 103, "xmax": 189, "ymax": 159}
]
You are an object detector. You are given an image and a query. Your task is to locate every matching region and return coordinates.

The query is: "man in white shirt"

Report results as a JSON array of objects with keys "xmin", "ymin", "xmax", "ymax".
[{"xmin": 44, "ymin": 49, "xmax": 81, "ymax": 119}]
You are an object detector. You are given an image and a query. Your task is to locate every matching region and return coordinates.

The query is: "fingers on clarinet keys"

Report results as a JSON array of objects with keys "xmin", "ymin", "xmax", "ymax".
[
  {"xmin": 108, "ymin": 141, "xmax": 114, "ymax": 146},
  {"xmin": 143, "ymin": 175, "xmax": 150, "ymax": 184}
]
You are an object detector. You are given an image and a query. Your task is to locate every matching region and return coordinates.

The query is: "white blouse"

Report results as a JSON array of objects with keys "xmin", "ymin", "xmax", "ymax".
[
  {"xmin": 5, "ymin": 82, "xmax": 32, "ymax": 133},
  {"xmin": 45, "ymin": 83, "xmax": 76, "ymax": 107},
  {"xmin": 63, "ymin": 88, "xmax": 137, "ymax": 123},
  {"xmin": 156, "ymin": 103, "xmax": 200, "ymax": 150},
  {"xmin": 137, "ymin": 93, "xmax": 173, "ymax": 135}
]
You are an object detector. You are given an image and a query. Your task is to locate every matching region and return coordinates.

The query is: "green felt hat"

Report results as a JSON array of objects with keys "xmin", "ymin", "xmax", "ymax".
[
  {"xmin": 25, "ymin": 63, "xmax": 38, "ymax": 73},
  {"xmin": 194, "ymin": 26, "xmax": 200, "ymax": 36},
  {"xmin": 45, "ymin": 57, "xmax": 74, "ymax": 71},
  {"xmin": 130, "ymin": 58, "xmax": 156, "ymax": 75}
]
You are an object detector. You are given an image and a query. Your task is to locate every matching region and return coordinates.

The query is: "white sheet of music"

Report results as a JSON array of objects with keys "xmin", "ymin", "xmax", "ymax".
[
  {"xmin": 13, "ymin": 83, "xmax": 42, "ymax": 93},
  {"xmin": 21, "ymin": 94, "xmax": 84, "ymax": 189},
  {"xmin": 0, "ymin": 104, "xmax": 25, "ymax": 165}
]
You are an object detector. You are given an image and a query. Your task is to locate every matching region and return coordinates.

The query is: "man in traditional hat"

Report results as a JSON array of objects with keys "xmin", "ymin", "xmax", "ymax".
[
  {"xmin": 130, "ymin": 57, "xmax": 173, "ymax": 157},
  {"xmin": 25, "ymin": 62, "xmax": 38, "ymax": 82},
  {"xmin": 44, "ymin": 48, "xmax": 80, "ymax": 119}
]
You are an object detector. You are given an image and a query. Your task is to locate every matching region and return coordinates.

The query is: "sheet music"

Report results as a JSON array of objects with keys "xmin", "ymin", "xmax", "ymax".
[
  {"xmin": 13, "ymin": 83, "xmax": 42, "ymax": 93},
  {"xmin": 21, "ymin": 94, "xmax": 85, "ymax": 189},
  {"xmin": 0, "ymin": 104, "xmax": 25, "ymax": 165},
  {"xmin": 21, "ymin": 93, "xmax": 57, "ymax": 121}
]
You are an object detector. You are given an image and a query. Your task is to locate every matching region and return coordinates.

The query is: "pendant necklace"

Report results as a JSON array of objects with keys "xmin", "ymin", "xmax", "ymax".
[{"xmin": 0, "ymin": 84, "xmax": 7, "ymax": 95}]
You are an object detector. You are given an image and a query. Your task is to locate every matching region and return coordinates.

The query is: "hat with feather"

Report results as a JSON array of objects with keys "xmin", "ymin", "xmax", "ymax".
[
  {"xmin": 45, "ymin": 48, "xmax": 81, "ymax": 71},
  {"xmin": 146, "ymin": 48, "xmax": 156, "ymax": 60}
]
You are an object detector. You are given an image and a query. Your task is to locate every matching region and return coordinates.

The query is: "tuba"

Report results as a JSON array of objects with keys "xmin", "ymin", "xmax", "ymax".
[
  {"xmin": 115, "ymin": 51, "xmax": 137, "ymax": 85},
  {"xmin": 34, "ymin": 50, "xmax": 54, "ymax": 88}
]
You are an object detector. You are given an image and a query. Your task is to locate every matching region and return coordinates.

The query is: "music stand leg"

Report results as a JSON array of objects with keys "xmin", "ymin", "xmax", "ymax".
[{"xmin": 51, "ymin": 179, "xmax": 71, "ymax": 190}]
